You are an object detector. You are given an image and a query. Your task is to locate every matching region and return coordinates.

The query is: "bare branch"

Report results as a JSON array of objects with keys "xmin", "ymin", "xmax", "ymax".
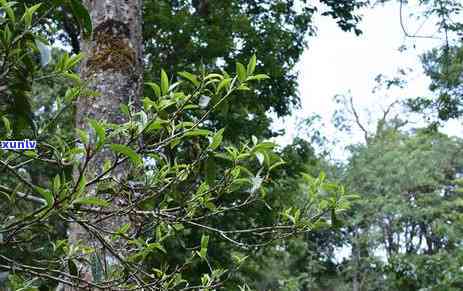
[
  {"xmin": 349, "ymin": 97, "xmax": 369, "ymax": 143},
  {"xmin": 399, "ymin": 0, "xmax": 441, "ymax": 39}
]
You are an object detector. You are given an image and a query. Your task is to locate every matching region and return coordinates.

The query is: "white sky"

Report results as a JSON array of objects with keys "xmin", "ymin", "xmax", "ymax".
[{"xmin": 272, "ymin": 1, "xmax": 462, "ymax": 159}]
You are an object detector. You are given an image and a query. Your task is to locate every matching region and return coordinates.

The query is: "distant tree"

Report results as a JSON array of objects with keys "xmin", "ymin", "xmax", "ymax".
[
  {"xmin": 395, "ymin": 0, "xmax": 463, "ymax": 123},
  {"xmin": 334, "ymin": 97, "xmax": 463, "ymax": 290}
]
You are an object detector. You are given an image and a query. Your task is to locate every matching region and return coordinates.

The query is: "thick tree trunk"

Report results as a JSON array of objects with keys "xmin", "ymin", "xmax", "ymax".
[{"xmin": 66, "ymin": 0, "xmax": 143, "ymax": 289}]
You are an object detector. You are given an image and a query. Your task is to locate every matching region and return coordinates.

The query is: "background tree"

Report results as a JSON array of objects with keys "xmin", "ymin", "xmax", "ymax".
[{"xmin": 327, "ymin": 94, "xmax": 463, "ymax": 290}]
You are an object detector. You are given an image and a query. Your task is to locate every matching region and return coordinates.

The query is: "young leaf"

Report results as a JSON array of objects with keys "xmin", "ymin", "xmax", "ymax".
[
  {"xmin": 184, "ymin": 129, "xmax": 211, "ymax": 137},
  {"xmin": 21, "ymin": 3, "xmax": 41, "ymax": 27},
  {"xmin": 114, "ymin": 223, "xmax": 131, "ymax": 240},
  {"xmin": 53, "ymin": 175, "xmax": 61, "ymax": 195},
  {"xmin": 35, "ymin": 186, "xmax": 54, "ymax": 207},
  {"xmin": 74, "ymin": 196, "xmax": 110, "ymax": 207},
  {"xmin": 178, "ymin": 71, "xmax": 200, "ymax": 87},
  {"xmin": 160, "ymin": 69, "xmax": 169, "ymax": 96},
  {"xmin": 1, "ymin": 116, "xmax": 12, "ymax": 137},
  {"xmin": 146, "ymin": 82, "xmax": 161, "ymax": 98},
  {"xmin": 236, "ymin": 62, "xmax": 247, "ymax": 82},
  {"xmin": 269, "ymin": 161, "xmax": 286, "ymax": 172},
  {"xmin": 199, "ymin": 234, "xmax": 209, "ymax": 259},
  {"xmin": 77, "ymin": 128, "xmax": 89, "ymax": 145},
  {"xmin": 247, "ymin": 54, "xmax": 257, "ymax": 76},
  {"xmin": 89, "ymin": 119, "xmax": 106, "ymax": 150},
  {"xmin": 0, "ymin": 0, "xmax": 16, "ymax": 22},
  {"xmin": 216, "ymin": 78, "xmax": 231, "ymax": 94},
  {"xmin": 209, "ymin": 128, "xmax": 225, "ymax": 150},
  {"xmin": 246, "ymin": 74, "xmax": 270, "ymax": 81},
  {"xmin": 110, "ymin": 144, "xmax": 142, "ymax": 166},
  {"xmin": 150, "ymin": 242, "xmax": 167, "ymax": 254},
  {"xmin": 76, "ymin": 175, "xmax": 87, "ymax": 197},
  {"xmin": 65, "ymin": 53, "xmax": 84, "ymax": 70}
]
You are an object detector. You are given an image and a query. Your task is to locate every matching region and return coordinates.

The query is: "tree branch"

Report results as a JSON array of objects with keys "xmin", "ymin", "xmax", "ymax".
[{"xmin": 349, "ymin": 97, "xmax": 369, "ymax": 143}]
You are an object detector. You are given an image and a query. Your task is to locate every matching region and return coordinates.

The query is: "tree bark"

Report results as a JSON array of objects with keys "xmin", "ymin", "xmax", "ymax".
[{"xmin": 66, "ymin": 0, "xmax": 143, "ymax": 289}]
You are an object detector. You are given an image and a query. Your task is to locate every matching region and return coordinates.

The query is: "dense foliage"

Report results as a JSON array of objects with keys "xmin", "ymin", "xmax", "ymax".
[
  {"xmin": 0, "ymin": 1, "xmax": 355, "ymax": 289},
  {"xmin": 2, "ymin": 0, "xmax": 463, "ymax": 290}
]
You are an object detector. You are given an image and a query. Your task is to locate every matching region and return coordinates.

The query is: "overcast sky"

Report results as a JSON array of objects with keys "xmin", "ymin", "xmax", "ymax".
[{"xmin": 272, "ymin": 0, "xmax": 461, "ymax": 159}]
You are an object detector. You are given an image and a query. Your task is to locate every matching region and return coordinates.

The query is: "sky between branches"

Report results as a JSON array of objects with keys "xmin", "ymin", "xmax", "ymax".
[{"xmin": 273, "ymin": 0, "xmax": 462, "ymax": 160}]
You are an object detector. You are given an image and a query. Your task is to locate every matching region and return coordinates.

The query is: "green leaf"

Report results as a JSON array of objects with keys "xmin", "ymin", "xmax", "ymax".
[
  {"xmin": 184, "ymin": 129, "xmax": 211, "ymax": 137},
  {"xmin": 173, "ymin": 223, "xmax": 184, "ymax": 231},
  {"xmin": 247, "ymin": 54, "xmax": 257, "ymax": 76},
  {"xmin": 76, "ymin": 175, "xmax": 87, "ymax": 197},
  {"xmin": 216, "ymin": 78, "xmax": 231, "ymax": 94},
  {"xmin": 3, "ymin": 24, "xmax": 11, "ymax": 45},
  {"xmin": 0, "ymin": 0, "xmax": 16, "ymax": 22},
  {"xmin": 146, "ymin": 118, "xmax": 168, "ymax": 132},
  {"xmin": 178, "ymin": 71, "xmax": 200, "ymax": 87},
  {"xmin": 120, "ymin": 103, "xmax": 130, "ymax": 117},
  {"xmin": 69, "ymin": 0, "xmax": 92, "ymax": 38},
  {"xmin": 158, "ymin": 99, "xmax": 176, "ymax": 111},
  {"xmin": 204, "ymin": 73, "xmax": 223, "ymax": 81},
  {"xmin": 209, "ymin": 128, "xmax": 225, "ymax": 150},
  {"xmin": 53, "ymin": 175, "xmax": 61, "ymax": 195},
  {"xmin": 74, "ymin": 196, "xmax": 110, "ymax": 207},
  {"xmin": 21, "ymin": 3, "xmax": 41, "ymax": 27},
  {"xmin": 160, "ymin": 69, "xmax": 169, "ymax": 95},
  {"xmin": 253, "ymin": 141, "xmax": 275, "ymax": 151},
  {"xmin": 269, "ymin": 161, "xmax": 286, "ymax": 172},
  {"xmin": 112, "ymin": 223, "xmax": 131, "ymax": 240},
  {"xmin": 199, "ymin": 234, "xmax": 209, "ymax": 259},
  {"xmin": 238, "ymin": 84, "xmax": 250, "ymax": 91},
  {"xmin": 146, "ymin": 82, "xmax": 161, "ymax": 98},
  {"xmin": 24, "ymin": 150, "xmax": 37, "ymax": 158},
  {"xmin": 77, "ymin": 128, "xmax": 89, "ymax": 144},
  {"xmin": 246, "ymin": 74, "xmax": 270, "ymax": 81},
  {"xmin": 63, "ymin": 72, "xmax": 81, "ymax": 83},
  {"xmin": 65, "ymin": 53, "xmax": 84, "ymax": 70},
  {"xmin": 89, "ymin": 119, "xmax": 106, "ymax": 150},
  {"xmin": 116, "ymin": 223, "xmax": 130, "ymax": 235},
  {"xmin": 150, "ymin": 242, "xmax": 167, "ymax": 254},
  {"xmin": 110, "ymin": 144, "xmax": 142, "ymax": 166},
  {"xmin": 1, "ymin": 116, "xmax": 12, "ymax": 138},
  {"xmin": 236, "ymin": 62, "xmax": 247, "ymax": 82},
  {"xmin": 35, "ymin": 186, "xmax": 54, "ymax": 207}
]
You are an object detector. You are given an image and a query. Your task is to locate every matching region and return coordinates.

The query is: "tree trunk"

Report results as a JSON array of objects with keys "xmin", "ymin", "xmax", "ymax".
[
  {"xmin": 66, "ymin": 0, "xmax": 143, "ymax": 289},
  {"xmin": 352, "ymin": 228, "xmax": 361, "ymax": 291}
]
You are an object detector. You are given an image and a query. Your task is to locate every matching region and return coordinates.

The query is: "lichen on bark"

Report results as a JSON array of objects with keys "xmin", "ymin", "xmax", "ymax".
[{"xmin": 86, "ymin": 19, "xmax": 136, "ymax": 74}]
